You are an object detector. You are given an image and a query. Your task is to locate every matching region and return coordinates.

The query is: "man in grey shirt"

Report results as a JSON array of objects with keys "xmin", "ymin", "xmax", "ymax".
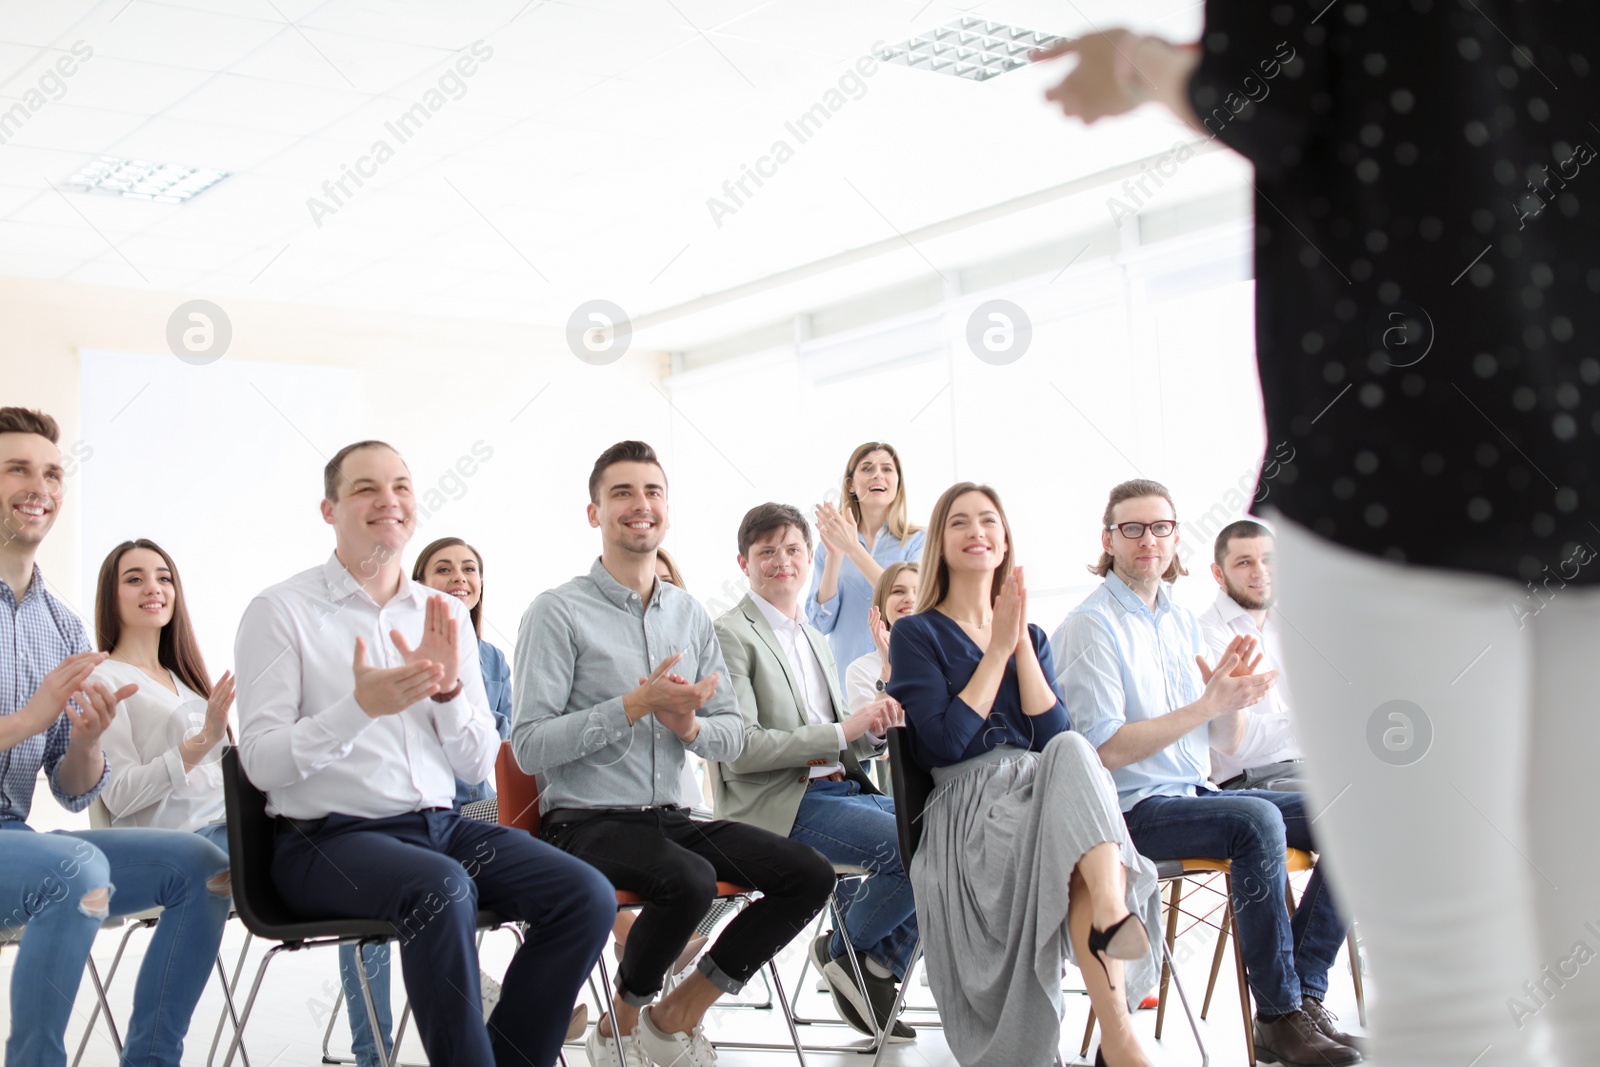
[{"xmin": 513, "ymin": 440, "xmax": 834, "ymax": 1067}]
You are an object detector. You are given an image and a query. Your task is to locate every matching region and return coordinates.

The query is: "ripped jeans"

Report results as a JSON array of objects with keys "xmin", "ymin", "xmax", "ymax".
[{"xmin": 0, "ymin": 823, "xmax": 231, "ymax": 1067}]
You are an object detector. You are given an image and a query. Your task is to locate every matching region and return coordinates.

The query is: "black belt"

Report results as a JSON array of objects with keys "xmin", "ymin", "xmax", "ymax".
[
  {"xmin": 277, "ymin": 807, "xmax": 451, "ymax": 835},
  {"xmin": 543, "ymin": 804, "xmax": 685, "ymax": 827}
]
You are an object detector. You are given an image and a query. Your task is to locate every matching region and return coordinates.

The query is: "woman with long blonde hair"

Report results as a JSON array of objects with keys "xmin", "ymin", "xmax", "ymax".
[{"xmin": 809, "ymin": 441, "xmax": 924, "ymax": 688}]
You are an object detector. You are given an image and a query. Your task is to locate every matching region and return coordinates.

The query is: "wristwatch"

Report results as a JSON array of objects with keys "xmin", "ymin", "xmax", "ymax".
[
  {"xmin": 875, "ymin": 678, "xmax": 888, "ymax": 693},
  {"xmin": 430, "ymin": 680, "xmax": 464, "ymax": 703}
]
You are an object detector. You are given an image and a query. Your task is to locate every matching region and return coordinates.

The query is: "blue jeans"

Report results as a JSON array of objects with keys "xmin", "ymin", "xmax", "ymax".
[
  {"xmin": 193, "ymin": 820, "xmax": 394, "ymax": 1066},
  {"xmin": 788, "ymin": 780, "xmax": 919, "ymax": 980},
  {"xmin": 1123, "ymin": 788, "xmax": 1347, "ymax": 1014},
  {"xmin": 0, "ymin": 822, "xmax": 230, "ymax": 1067}
]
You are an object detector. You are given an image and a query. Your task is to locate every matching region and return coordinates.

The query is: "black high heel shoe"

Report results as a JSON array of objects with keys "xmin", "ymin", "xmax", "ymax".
[{"xmin": 1086, "ymin": 912, "xmax": 1147, "ymax": 990}]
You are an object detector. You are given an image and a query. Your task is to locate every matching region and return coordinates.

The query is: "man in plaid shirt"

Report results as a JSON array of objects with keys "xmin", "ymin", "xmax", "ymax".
[{"xmin": 0, "ymin": 406, "xmax": 231, "ymax": 1066}]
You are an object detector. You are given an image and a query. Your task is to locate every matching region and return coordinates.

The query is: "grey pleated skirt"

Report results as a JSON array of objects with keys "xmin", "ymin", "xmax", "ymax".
[{"xmin": 909, "ymin": 732, "xmax": 1162, "ymax": 1067}]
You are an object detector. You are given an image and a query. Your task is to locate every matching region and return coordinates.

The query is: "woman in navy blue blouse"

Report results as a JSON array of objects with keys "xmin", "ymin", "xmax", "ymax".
[{"xmin": 888, "ymin": 482, "xmax": 1160, "ymax": 1067}]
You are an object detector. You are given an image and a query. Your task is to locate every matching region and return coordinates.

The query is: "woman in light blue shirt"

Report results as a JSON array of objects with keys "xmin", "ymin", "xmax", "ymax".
[
  {"xmin": 412, "ymin": 536, "xmax": 513, "ymax": 809},
  {"xmin": 807, "ymin": 441, "xmax": 925, "ymax": 687}
]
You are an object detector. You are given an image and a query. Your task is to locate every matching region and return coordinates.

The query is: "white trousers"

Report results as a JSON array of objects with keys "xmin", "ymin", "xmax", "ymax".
[{"xmin": 1272, "ymin": 514, "xmax": 1600, "ymax": 1067}]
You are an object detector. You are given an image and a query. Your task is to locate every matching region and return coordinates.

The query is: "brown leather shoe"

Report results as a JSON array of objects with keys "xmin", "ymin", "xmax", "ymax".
[
  {"xmin": 1302, "ymin": 997, "xmax": 1369, "ymax": 1057},
  {"xmin": 1254, "ymin": 1009, "xmax": 1363, "ymax": 1065}
]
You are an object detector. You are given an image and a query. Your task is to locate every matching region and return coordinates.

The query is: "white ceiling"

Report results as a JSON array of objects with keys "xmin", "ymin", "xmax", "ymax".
[{"xmin": 0, "ymin": 0, "xmax": 1227, "ymax": 347}]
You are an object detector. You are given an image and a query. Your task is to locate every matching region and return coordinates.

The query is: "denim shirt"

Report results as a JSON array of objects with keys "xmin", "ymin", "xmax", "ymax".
[{"xmin": 454, "ymin": 639, "xmax": 512, "ymax": 807}]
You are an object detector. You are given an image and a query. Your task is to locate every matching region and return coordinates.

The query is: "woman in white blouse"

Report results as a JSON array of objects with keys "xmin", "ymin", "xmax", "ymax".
[
  {"xmin": 91, "ymin": 539, "xmax": 397, "ymax": 1066},
  {"xmin": 844, "ymin": 561, "xmax": 921, "ymax": 713},
  {"xmin": 91, "ymin": 540, "xmax": 234, "ymax": 848}
]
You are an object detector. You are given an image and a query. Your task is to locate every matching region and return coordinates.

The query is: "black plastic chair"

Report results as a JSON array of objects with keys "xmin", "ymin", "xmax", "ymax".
[
  {"xmin": 882, "ymin": 727, "xmax": 1209, "ymax": 1067},
  {"xmin": 220, "ymin": 748, "xmax": 511, "ymax": 1067}
]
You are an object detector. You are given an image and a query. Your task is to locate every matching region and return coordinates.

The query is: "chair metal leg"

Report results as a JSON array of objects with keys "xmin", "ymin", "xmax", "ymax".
[
  {"xmin": 782, "ymin": 898, "xmax": 833, "ymax": 1024},
  {"xmin": 211, "ymin": 952, "xmax": 253, "ymax": 1067},
  {"xmin": 223, "ymin": 945, "xmax": 290, "ymax": 1067},
  {"xmin": 355, "ymin": 940, "xmax": 392, "ymax": 1067},
  {"xmin": 1160, "ymin": 931, "xmax": 1210, "ymax": 1067},
  {"xmin": 210, "ymin": 931, "xmax": 254, "ymax": 1067},
  {"xmin": 1347, "ymin": 925, "xmax": 1366, "ymax": 1027},
  {"xmin": 392, "ymin": 1000, "xmax": 411, "ymax": 1061},
  {"xmin": 319, "ymin": 983, "xmax": 343, "ymax": 1063},
  {"xmin": 83, "ymin": 954, "xmax": 125, "ymax": 1054},
  {"xmin": 763, "ymin": 957, "xmax": 808, "ymax": 1067},
  {"xmin": 72, "ymin": 919, "xmax": 146, "ymax": 1067},
  {"xmin": 868, "ymin": 935, "xmax": 919, "ymax": 1067}
]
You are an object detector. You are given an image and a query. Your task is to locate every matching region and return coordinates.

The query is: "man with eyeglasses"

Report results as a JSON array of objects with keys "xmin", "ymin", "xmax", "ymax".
[{"xmin": 1050, "ymin": 479, "xmax": 1363, "ymax": 1067}]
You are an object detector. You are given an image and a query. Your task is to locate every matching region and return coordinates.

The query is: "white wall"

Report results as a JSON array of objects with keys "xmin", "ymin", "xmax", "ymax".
[{"xmin": 661, "ymin": 218, "xmax": 1267, "ymax": 633}]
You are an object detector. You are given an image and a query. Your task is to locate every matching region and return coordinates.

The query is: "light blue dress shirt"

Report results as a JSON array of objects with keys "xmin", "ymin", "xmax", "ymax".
[
  {"xmin": 805, "ymin": 525, "xmax": 925, "ymax": 688},
  {"xmin": 512, "ymin": 558, "xmax": 743, "ymax": 813},
  {"xmin": 1050, "ymin": 571, "xmax": 1210, "ymax": 812}
]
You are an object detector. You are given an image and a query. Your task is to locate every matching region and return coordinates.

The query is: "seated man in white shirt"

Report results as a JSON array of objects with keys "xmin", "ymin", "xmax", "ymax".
[
  {"xmin": 235, "ymin": 440, "xmax": 614, "ymax": 1067},
  {"xmin": 1201, "ymin": 520, "xmax": 1306, "ymax": 791}
]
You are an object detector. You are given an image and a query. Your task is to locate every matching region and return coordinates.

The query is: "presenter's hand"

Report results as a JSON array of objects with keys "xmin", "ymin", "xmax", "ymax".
[
  {"xmin": 352, "ymin": 636, "xmax": 443, "ymax": 717},
  {"xmin": 1034, "ymin": 30, "xmax": 1148, "ymax": 124},
  {"xmin": 390, "ymin": 595, "xmax": 460, "ymax": 692}
]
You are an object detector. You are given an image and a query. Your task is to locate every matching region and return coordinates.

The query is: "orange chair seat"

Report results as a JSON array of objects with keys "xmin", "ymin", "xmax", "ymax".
[
  {"xmin": 1174, "ymin": 847, "xmax": 1315, "ymax": 876},
  {"xmin": 614, "ymin": 884, "xmax": 750, "ymax": 907}
]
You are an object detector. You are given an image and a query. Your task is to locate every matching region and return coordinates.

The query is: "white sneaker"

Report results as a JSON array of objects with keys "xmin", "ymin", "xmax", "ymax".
[
  {"xmin": 585, "ymin": 1019, "xmax": 651, "ymax": 1067},
  {"xmin": 480, "ymin": 969, "xmax": 502, "ymax": 1021},
  {"xmin": 635, "ymin": 1007, "xmax": 717, "ymax": 1067}
]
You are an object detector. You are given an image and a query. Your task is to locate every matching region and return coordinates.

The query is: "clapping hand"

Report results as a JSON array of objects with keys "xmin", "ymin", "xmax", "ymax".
[
  {"xmin": 65, "ymin": 679, "xmax": 130, "ymax": 749},
  {"xmin": 813, "ymin": 502, "xmax": 856, "ymax": 557},
  {"xmin": 988, "ymin": 569, "xmax": 1024, "ymax": 656},
  {"xmin": 390, "ymin": 595, "xmax": 460, "ymax": 693},
  {"xmin": 1196, "ymin": 636, "xmax": 1276, "ymax": 719},
  {"xmin": 634, "ymin": 653, "xmax": 719, "ymax": 742},
  {"xmin": 842, "ymin": 695, "xmax": 902, "ymax": 742},
  {"xmin": 352, "ymin": 636, "xmax": 444, "ymax": 717},
  {"xmin": 14, "ymin": 652, "xmax": 106, "ymax": 739},
  {"xmin": 868, "ymin": 605, "xmax": 893, "ymax": 662},
  {"xmin": 1197, "ymin": 635, "xmax": 1264, "ymax": 682}
]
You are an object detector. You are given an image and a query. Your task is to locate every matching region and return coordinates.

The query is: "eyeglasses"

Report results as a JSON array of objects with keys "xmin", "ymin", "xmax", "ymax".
[{"xmin": 1107, "ymin": 520, "xmax": 1178, "ymax": 539}]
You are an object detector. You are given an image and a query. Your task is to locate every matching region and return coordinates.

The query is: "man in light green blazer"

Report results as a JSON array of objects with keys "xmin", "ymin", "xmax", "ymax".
[{"xmin": 712, "ymin": 503, "xmax": 920, "ymax": 1043}]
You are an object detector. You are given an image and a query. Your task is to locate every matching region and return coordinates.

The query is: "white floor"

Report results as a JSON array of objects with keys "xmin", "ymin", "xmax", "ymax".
[{"xmin": 2, "ymin": 911, "xmax": 1372, "ymax": 1067}]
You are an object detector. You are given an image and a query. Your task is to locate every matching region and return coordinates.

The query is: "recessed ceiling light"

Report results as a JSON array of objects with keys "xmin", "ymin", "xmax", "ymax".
[
  {"xmin": 67, "ymin": 156, "xmax": 229, "ymax": 203},
  {"xmin": 877, "ymin": 18, "xmax": 1063, "ymax": 82}
]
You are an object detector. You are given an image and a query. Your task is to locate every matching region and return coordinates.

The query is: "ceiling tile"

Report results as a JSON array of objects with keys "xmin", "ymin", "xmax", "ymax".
[
  {"xmin": 85, "ymin": 6, "xmax": 287, "ymax": 70},
  {"xmin": 163, "ymin": 73, "xmax": 372, "ymax": 135}
]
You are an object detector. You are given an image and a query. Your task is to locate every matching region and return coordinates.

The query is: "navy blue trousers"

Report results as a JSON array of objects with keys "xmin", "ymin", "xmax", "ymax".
[{"xmin": 273, "ymin": 809, "xmax": 614, "ymax": 1067}]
